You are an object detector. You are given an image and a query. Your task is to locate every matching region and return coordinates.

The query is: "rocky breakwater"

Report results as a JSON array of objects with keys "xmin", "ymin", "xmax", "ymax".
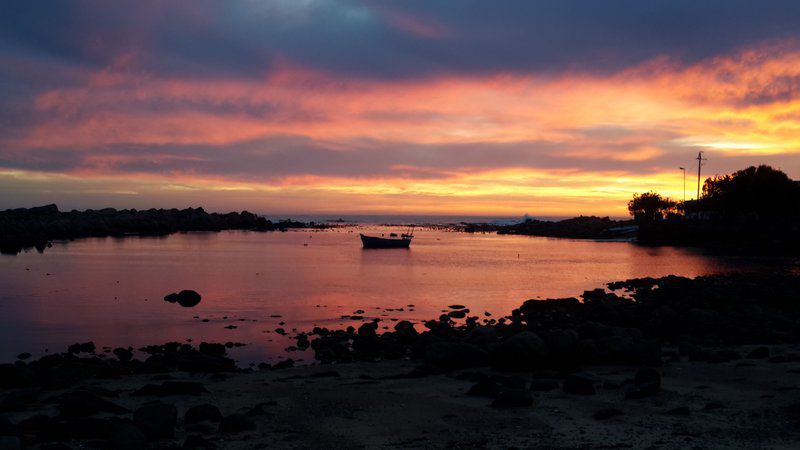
[
  {"xmin": 303, "ymin": 273, "xmax": 800, "ymax": 396},
  {"xmin": 0, "ymin": 204, "xmax": 312, "ymax": 254}
]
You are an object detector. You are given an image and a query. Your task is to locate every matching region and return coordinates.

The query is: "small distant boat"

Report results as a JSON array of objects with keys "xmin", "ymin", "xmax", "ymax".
[{"xmin": 360, "ymin": 226, "xmax": 414, "ymax": 249}]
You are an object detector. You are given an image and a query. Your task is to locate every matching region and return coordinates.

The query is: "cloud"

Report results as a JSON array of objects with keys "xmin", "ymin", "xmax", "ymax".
[{"xmin": 2, "ymin": 2, "xmax": 800, "ymax": 214}]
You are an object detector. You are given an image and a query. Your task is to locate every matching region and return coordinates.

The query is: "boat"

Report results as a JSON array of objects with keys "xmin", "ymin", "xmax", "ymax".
[{"xmin": 360, "ymin": 226, "xmax": 414, "ymax": 249}]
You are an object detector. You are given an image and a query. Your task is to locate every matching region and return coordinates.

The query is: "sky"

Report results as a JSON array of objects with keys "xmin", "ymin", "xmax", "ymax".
[{"xmin": 1, "ymin": 1, "xmax": 800, "ymax": 217}]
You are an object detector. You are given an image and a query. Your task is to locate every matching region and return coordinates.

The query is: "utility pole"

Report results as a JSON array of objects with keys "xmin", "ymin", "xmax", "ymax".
[
  {"xmin": 696, "ymin": 151, "xmax": 707, "ymax": 200},
  {"xmin": 679, "ymin": 167, "xmax": 686, "ymax": 205}
]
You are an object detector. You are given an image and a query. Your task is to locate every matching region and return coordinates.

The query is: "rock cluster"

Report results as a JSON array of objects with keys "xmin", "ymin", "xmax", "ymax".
[{"xmin": 305, "ymin": 273, "xmax": 800, "ymax": 371}]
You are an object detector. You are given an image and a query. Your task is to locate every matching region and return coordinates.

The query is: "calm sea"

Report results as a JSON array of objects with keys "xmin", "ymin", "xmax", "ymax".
[{"xmin": 0, "ymin": 226, "xmax": 795, "ymax": 364}]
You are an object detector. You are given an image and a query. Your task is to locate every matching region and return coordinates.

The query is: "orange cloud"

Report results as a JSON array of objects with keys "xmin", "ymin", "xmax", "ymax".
[{"xmin": 3, "ymin": 42, "xmax": 800, "ymax": 215}]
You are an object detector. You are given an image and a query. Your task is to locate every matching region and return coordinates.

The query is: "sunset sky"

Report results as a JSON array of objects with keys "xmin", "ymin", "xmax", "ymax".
[{"xmin": 2, "ymin": 1, "xmax": 800, "ymax": 216}]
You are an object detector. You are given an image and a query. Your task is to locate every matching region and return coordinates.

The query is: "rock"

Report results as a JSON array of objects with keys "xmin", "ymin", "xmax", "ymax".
[
  {"xmin": 747, "ymin": 346, "xmax": 770, "ymax": 359},
  {"xmin": 17, "ymin": 414, "xmax": 53, "ymax": 435},
  {"xmin": 447, "ymin": 310, "xmax": 467, "ymax": 319},
  {"xmin": 56, "ymin": 391, "xmax": 128, "ymax": 418},
  {"xmin": 465, "ymin": 326, "xmax": 498, "ymax": 348},
  {"xmin": 309, "ymin": 370, "xmax": 340, "ymax": 378},
  {"xmin": 113, "ymin": 347, "xmax": 133, "ymax": 363},
  {"xmin": 271, "ymin": 359, "xmax": 294, "ymax": 370},
  {"xmin": 183, "ymin": 434, "xmax": 217, "ymax": 448},
  {"xmin": 666, "ymin": 406, "xmax": 691, "ymax": 416},
  {"xmin": 184, "ymin": 404, "xmax": 222, "ymax": 424},
  {"xmin": 218, "ymin": 413, "xmax": 255, "ymax": 433},
  {"xmin": 107, "ymin": 422, "xmax": 148, "ymax": 450},
  {"xmin": 491, "ymin": 331, "xmax": 549, "ymax": 371},
  {"xmin": 15, "ymin": 353, "xmax": 30, "ymax": 361},
  {"xmin": 164, "ymin": 290, "xmax": 202, "ymax": 307},
  {"xmin": 448, "ymin": 305, "xmax": 466, "ymax": 309},
  {"xmin": 0, "ymin": 436, "xmax": 21, "ymax": 450},
  {"xmin": 467, "ymin": 379, "xmax": 501, "ymax": 397},
  {"xmin": 562, "ymin": 374, "xmax": 596, "ymax": 395},
  {"xmin": 0, "ymin": 415, "xmax": 16, "ymax": 436},
  {"xmin": 67, "ymin": 342, "xmax": 96, "ymax": 354},
  {"xmin": 133, "ymin": 401, "xmax": 177, "ymax": 440},
  {"xmin": 1, "ymin": 388, "xmax": 38, "ymax": 411},
  {"xmin": 593, "ymin": 407, "xmax": 623, "ymax": 420},
  {"xmin": 528, "ymin": 379, "xmax": 559, "ymax": 391},
  {"xmin": 491, "ymin": 389, "xmax": 533, "ymax": 408},
  {"xmin": 625, "ymin": 368, "xmax": 661, "ymax": 399},
  {"xmin": 423, "ymin": 342, "xmax": 489, "ymax": 370},
  {"xmin": 133, "ymin": 381, "xmax": 208, "ymax": 396},
  {"xmin": 48, "ymin": 417, "xmax": 114, "ymax": 440}
]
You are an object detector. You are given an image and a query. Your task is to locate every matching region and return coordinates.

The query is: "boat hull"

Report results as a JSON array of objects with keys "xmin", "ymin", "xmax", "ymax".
[{"xmin": 360, "ymin": 233, "xmax": 412, "ymax": 249}]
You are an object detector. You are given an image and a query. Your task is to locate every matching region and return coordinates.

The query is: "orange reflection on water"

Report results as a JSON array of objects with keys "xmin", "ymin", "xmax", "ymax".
[{"xmin": 0, "ymin": 229, "xmax": 793, "ymax": 363}]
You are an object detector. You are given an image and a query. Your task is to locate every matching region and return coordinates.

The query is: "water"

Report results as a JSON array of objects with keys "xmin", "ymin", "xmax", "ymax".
[{"xmin": 0, "ymin": 227, "xmax": 795, "ymax": 364}]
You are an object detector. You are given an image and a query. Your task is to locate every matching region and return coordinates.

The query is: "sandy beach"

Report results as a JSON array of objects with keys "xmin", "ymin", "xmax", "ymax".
[{"xmin": 2, "ymin": 345, "xmax": 800, "ymax": 449}]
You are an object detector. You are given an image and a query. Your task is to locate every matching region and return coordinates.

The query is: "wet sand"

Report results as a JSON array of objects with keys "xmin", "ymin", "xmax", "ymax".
[{"xmin": 3, "ymin": 345, "xmax": 800, "ymax": 449}]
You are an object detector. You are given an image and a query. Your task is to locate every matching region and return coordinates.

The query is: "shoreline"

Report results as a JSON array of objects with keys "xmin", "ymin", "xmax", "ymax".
[{"xmin": 3, "ymin": 273, "xmax": 800, "ymax": 447}]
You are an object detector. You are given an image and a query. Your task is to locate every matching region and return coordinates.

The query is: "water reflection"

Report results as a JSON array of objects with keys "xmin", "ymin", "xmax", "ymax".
[{"xmin": 0, "ymin": 228, "xmax": 796, "ymax": 363}]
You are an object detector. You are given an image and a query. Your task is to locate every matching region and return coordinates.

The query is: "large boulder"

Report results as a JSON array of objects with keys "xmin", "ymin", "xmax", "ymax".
[
  {"xmin": 133, "ymin": 402, "xmax": 177, "ymax": 440},
  {"xmin": 185, "ymin": 404, "xmax": 222, "ymax": 424},
  {"xmin": 423, "ymin": 342, "xmax": 489, "ymax": 371},
  {"xmin": 625, "ymin": 368, "xmax": 661, "ymax": 399},
  {"xmin": 491, "ymin": 331, "xmax": 549, "ymax": 371}
]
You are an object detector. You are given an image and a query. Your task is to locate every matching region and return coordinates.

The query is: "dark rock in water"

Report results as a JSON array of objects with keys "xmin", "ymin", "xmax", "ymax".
[
  {"xmin": 448, "ymin": 305, "xmax": 466, "ymax": 310},
  {"xmin": 423, "ymin": 342, "xmax": 489, "ymax": 371},
  {"xmin": 183, "ymin": 434, "xmax": 217, "ymax": 449},
  {"xmin": 625, "ymin": 368, "xmax": 661, "ymax": 399},
  {"xmin": 747, "ymin": 346, "xmax": 770, "ymax": 359},
  {"xmin": 563, "ymin": 374, "xmax": 596, "ymax": 395},
  {"xmin": 198, "ymin": 342, "xmax": 226, "ymax": 357},
  {"xmin": 593, "ymin": 407, "xmax": 623, "ymax": 420},
  {"xmin": 271, "ymin": 359, "xmax": 294, "ymax": 370},
  {"xmin": 529, "ymin": 379, "xmax": 559, "ymax": 392},
  {"xmin": 133, "ymin": 381, "xmax": 208, "ymax": 396},
  {"xmin": 491, "ymin": 389, "xmax": 533, "ymax": 408},
  {"xmin": 185, "ymin": 404, "xmax": 222, "ymax": 424},
  {"xmin": 16, "ymin": 353, "xmax": 31, "ymax": 361},
  {"xmin": 163, "ymin": 290, "xmax": 202, "ymax": 307},
  {"xmin": 218, "ymin": 413, "xmax": 256, "ymax": 433},
  {"xmin": 107, "ymin": 422, "xmax": 148, "ymax": 450},
  {"xmin": 491, "ymin": 331, "xmax": 549, "ymax": 371},
  {"xmin": 133, "ymin": 401, "xmax": 177, "ymax": 440},
  {"xmin": 56, "ymin": 390, "xmax": 128, "ymax": 417},
  {"xmin": 447, "ymin": 310, "xmax": 467, "ymax": 319},
  {"xmin": 67, "ymin": 342, "xmax": 96, "ymax": 354},
  {"xmin": 113, "ymin": 347, "xmax": 133, "ymax": 363}
]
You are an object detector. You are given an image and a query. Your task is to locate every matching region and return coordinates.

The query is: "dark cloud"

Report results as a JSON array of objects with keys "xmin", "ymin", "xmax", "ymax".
[{"xmin": 3, "ymin": 0, "xmax": 800, "ymax": 82}]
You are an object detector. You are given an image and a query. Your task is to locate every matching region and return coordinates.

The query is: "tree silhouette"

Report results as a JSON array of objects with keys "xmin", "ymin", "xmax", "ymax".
[
  {"xmin": 628, "ymin": 192, "xmax": 677, "ymax": 222},
  {"xmin": 702, "ymin": 165, "xmax": 800, "ymax": 220}
]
